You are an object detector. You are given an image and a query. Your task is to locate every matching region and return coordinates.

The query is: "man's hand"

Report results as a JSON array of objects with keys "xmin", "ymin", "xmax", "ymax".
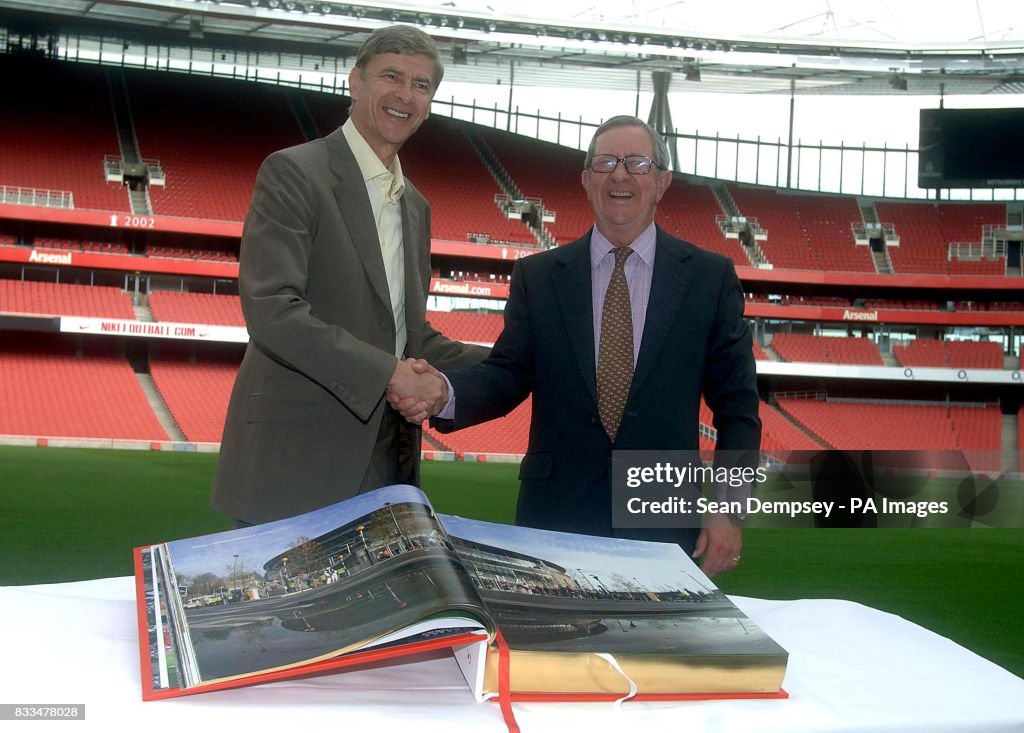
[
  {"xmin": 386, "ymin": 358, "xmax": 447, "ymax": 425},
  {"xmin": 692, "ymin": 512, "xmax": 742, "ymax": 578}
]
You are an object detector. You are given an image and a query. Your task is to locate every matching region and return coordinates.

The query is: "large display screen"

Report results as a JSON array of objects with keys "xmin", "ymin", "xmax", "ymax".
[{"xmin": 918, "ymin": 108, "xmax": 1024, "ymax": 189}]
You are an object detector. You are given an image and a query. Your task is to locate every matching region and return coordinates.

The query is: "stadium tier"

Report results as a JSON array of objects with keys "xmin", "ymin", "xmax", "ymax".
[
  {"xmin": 759, "ymin": 401, "xmax": 826, "ymax": 452},
  {"xmin": 776, "ymin": 397, "xmax": 1002, "ymax": 456},
  {"xmin": 769, "ymin": 334, "xmax": 885, "ymax": 365},
  {"xmin": 478, "ymin": 129, "xmax": 592, "ymax": 245},
  {"xmin": 0, "ymin": 57, "xmax": 129, "ymax": 212},
  {"xmin": 126, "ymin": 70, "xmax": 307, "ymax": 222},
  {"xmin": 2, "ymin": 54, "xmax": 1021, "ymax": 463},
  {"xmin": 148, "ymin": 291, "xmax": 245, "ymax": 327},
  {"xmin": 424, "ymin": 397, "xmax": 532, "ymax": 458},
  {"xmin": 34, "ymin": 238, "xmax": 129, "ymax": 255},
  {"xmin": 0, "ymin": 335, "xmax": 168, "ymax": 441},
  {"xmin": 874, "ymin": 201, "xmax": 1006, "ymax": 275},
  {"xmin": 893, "ymin": 338, "xmax": 1006, "ymax": 369},
  {"xmin": 656, "ymin": 180, "xmax": 750, "ymax": 265},
  {"xmin": 149, "ymin": 353, "xmax": 240, "ymax": 443},
  {"xmin": 0, "ymin": 279, "xmax": 136, "ymax": 320},
  {"xmin": 425, "ymin": 310, "xmax": 503, "ymax": 344},
  {"xmin": 401, "ymin": 119, "xmax": 538, "ymax": 245},
  {"xmin": 728, "ymin": 185, "xmax": 875, "ymax": 272},
  {"xmin": 147, "ymin": 245, "xmax": 237, "ymax": 262}
]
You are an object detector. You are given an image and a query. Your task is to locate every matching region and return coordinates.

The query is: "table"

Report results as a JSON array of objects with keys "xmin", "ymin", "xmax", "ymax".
[{"xmin": 2, "ymin": 577, "xmax": 1022, "ymax": 732}]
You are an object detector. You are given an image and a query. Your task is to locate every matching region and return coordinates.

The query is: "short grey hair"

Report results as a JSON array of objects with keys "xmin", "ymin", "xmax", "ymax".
[
  {"xmin": 584, "ymin": 115, "xmax": 671, "ymax": 171},
  {"xmin": 354, "ymin": 24, "xmax": 444, "ymax": 89}
]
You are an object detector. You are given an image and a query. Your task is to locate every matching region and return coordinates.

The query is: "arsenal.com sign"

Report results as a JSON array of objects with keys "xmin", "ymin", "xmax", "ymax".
[{"xmin": 429, "ymin": 278, "xmax": 509, "ymax": 299}]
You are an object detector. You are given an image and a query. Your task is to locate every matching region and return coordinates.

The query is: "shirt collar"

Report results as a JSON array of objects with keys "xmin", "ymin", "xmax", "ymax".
[
  {"xmin": 342, "ymin": 118, "xmax": 406, "ymax": 201},
  {"xmin": 590, "ymin": 221, "xmax": 657, "ymax": 270}
]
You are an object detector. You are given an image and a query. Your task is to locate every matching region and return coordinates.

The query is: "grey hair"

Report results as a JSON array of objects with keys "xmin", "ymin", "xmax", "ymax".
[
  {"xmin": 354, "ymin": 24, "xmax": 444, "ymax": 89},
  {"xmin": 584, "ymin": 115, "xmax": 671, "ymax": 171}
]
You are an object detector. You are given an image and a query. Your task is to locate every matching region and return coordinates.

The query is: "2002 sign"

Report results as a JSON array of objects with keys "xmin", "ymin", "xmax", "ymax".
[{"xmin": 109, "ymin": 214, "xmax": 156, "ymax": 229}]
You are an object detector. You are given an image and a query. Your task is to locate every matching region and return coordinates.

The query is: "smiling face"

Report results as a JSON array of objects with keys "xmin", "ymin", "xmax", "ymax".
[
  {"xmin": 581, "ymin": 124, "xmax": 672, "ymax": 246},
  {"xmin": 348, "ymin": 51, "xmax": 437, "ymax": 166}
]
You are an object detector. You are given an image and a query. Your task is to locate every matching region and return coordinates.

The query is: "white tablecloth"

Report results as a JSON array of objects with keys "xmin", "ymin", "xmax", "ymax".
[{"xmin": 1, "ymin": 577, "xmax": 1022, "ymax": 732}]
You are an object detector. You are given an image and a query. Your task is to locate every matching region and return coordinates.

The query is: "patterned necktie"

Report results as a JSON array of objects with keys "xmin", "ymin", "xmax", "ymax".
[{"xmin": 597, "ymin": 246, "xmax": 634, "ymax": 441}]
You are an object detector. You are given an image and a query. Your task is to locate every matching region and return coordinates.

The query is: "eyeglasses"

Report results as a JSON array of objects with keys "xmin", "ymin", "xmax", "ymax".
[{"xmin": 588, "ymin": 155, "xmax": 661, "ymax": 175}]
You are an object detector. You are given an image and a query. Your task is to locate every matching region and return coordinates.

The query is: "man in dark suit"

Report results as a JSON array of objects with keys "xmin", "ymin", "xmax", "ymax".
[
  {"xmin": 212, "ymin": 25, "xmax": 486, "ymax": 526},
  {"xmin": 396, "ymin": 116, "xmax": 759, "ymax": 576}
]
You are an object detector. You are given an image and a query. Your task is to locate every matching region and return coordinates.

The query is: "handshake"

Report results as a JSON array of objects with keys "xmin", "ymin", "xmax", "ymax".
[{"xmin": 386, "ymin": 358, "xmax": 447, "ymax": 425}]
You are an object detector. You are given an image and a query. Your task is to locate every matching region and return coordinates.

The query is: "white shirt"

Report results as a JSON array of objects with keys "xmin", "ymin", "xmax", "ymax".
[{"xmin": 342, "ymin": 118, "xmax": 407, "ymax": 359}]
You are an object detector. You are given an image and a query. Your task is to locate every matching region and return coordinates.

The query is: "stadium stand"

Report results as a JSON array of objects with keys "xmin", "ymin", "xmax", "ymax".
[
  {"xmin": 775, "ymin": 397, "xmax": 1002, "ymax": 467},
  {"xmin": 479, "ymin": 129, "xmax": 592, "ymax": 244},
  {"xmin": 1, "ymin": 53, "xmax": 1018, "ymax": 467},
  {"xmin": 0, "ymin": 57, "xmax": 129, "ymax": 212},
  {"xmin": 126, "ymin": 70, "xmax": 306, "ymax": 221},
  {"xmin": 893, "ymin": 338, "xmax": 1005, "ymax": 369},
  {"xmin": 760, "ymin": 401, "xmax": 826, "ymax": 452},
  {"xmin": 401, "ymin": 119, "xmax": 537, "ymax": 245},
  {"xmin": 0, "ymin": 334, "xmax": 168, "ymax": 441},
  {"xmin": 728, "ymin": 186, "xmax": 874, "ymax": 272},
  {"xmin": 424, "ymin": 397, "xmax": 532, "ymax": 458},
  {"xmin": 875, "ymin": 201, "xmax": 1006, "ymax": 275},
  {"xmin": 149, "ymin": 352, "xmax": 240, "ymax": 443},
  {"xmin": 0, "ymin": 279, "xmax": 136, "ymax": 320},
  {"xmin": 33, "ymin": 237, "xmax": 129, "ymax": 255},
  {"xmin": 656, "ymin": 179, "xmax": 751, "ymax": 265},
  {"xmin": 147, "ymin": 245, "xmax": 237, "ymax": 262},
  {"xmin": 769, "ymin": 333, "xmax": 884, "ymax": 365},
  {"xmin": 148, "ymin": 291, "xmax": 245, "ymax": 327},
  {"xmin": 425, "ymin": 310, "xmax": 503, "ymax": 345}
]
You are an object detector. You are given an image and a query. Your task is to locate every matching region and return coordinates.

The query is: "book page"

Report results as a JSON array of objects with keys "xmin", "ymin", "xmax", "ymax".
[
  {"xmin": 152, "ymin": 485, "xmax": 492, "ymax": 688},
  {"xmin": 439, "ymin": 515, "xmax": 788, "ymax": 696}
]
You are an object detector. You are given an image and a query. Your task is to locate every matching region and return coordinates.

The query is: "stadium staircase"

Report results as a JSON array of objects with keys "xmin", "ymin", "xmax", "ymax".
[
  {"xmin": 464, "ymin": 130, "xmax": 553, "ymax": 248},
  {"xmin": 135, "ymin": 372, "xmax": 187, "ymax": 442},
  {"xmin": 133, "ymin": 301, "xmax": 155, "ymax": 322},
  {"xmin": 105, "ymin": 68, "xmax": 151, "ymax": 215},
  {"xmin": 712, "ymin": 182, "xmax": 763, "ymax": 267}
]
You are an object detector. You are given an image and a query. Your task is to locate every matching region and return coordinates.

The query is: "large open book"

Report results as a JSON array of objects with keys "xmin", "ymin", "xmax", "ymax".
[{"xmin": 135, "ymin": 485, "xmax": 787, "ymax": 702}]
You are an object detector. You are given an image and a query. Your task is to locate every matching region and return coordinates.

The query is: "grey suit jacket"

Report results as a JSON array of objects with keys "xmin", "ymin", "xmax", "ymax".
[
  {"xmin": 434, "ymin": 227, "xmax": 760, "ymax": 547},
  {"xmin": 212, "ymin": 128, "xmax": 486, "ymax": 524}
]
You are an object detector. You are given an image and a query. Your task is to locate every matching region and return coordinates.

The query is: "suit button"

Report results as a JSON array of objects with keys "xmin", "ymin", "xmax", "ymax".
[{"xmin": 329, "ymin": 380, "xmax": 339, "ymax": 389}]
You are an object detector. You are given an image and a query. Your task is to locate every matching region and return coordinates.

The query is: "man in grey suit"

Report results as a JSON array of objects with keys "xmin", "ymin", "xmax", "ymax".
[
  {"xmin": 394, "ymin": 116, "xmax": 759, "ymax": 576},
  {"xmin": 213, "ymin": 25, "xmax": 486, "ymax": 526}
]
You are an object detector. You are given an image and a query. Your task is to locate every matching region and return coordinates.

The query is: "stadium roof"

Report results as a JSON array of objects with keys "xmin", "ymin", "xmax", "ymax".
[{"xmin": 1, "ymin": 0, "xmax": 1023, "ymax": 95}]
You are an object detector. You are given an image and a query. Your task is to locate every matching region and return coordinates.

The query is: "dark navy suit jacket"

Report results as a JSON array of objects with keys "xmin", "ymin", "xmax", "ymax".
[{"xmin": 434, "ymin": 226, "xmax": 760, "ymax": 548}]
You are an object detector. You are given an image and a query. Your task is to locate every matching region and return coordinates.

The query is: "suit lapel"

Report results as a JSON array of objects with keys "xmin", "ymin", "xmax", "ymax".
[
  {"xmin": 401, "ymin": 188, "xmax": 426, "ymax": 355},
  {"xmin": 326, "ymin": 129, "xmax": 393, "ymax": 316},
  {"xmin": 630, "ymin": 231, "xmax": 692, "ymax": 397},
  {"xmin": 553, "ymin": 235, "xmax": 598, "ymax": 405}
]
